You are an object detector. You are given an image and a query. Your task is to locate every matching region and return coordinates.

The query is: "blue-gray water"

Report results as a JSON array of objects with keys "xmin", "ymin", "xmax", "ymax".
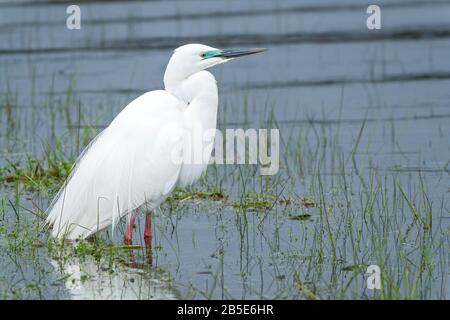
[{"xmin": 0, "ymin": 0, "xmax": 449, "ymax": 299}]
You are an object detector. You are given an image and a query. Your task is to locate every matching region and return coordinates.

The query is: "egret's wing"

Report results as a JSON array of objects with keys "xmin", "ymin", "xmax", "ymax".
[{"xmin": 46, "ymin": 90, "xmax": 184, "ymax": 239}]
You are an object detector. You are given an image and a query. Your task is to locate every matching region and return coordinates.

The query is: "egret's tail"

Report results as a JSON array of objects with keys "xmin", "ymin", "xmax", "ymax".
[
  {"xmin": 45, "ymin": 133, "xmax": 113, "ymax": 240},
  {"xmin": 45, "ymin": 130, "xmax": 133, "ymax": 240}
]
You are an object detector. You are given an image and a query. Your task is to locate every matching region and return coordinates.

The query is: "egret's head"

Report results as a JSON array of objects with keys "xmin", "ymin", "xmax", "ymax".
[{"xmin": 164, "ymin": 43, "xmax": 266, "ymax": 87}]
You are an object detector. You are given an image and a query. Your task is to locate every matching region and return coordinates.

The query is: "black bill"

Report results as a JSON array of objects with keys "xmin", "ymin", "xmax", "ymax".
[{"xmin": 217, "ymin": 48, "xmax": 267, "ymax": 59}]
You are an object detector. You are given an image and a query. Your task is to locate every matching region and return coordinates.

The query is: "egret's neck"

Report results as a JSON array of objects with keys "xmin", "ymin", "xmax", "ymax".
[
  {"xmin": 163, "ymin": 66, "xmax": 186, "ymax": 100},
  {"xmin": 164, "ymin": 66, "xmax": 218, "ymax": 105},
  {"xmin": 166, "ymin": 70, "xmax": 219, "ymax": 129}
]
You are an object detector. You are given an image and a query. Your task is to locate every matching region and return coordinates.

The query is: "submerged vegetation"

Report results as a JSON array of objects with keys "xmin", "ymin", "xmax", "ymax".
[{"xmin": 0, "ymin": 158, "xmax": 74, "ymax": 188}]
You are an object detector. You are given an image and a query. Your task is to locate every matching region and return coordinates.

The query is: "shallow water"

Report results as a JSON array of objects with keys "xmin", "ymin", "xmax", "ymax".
[{"xmin": 0, "ymin": 0, "xmax": 449, "ymax": 299}]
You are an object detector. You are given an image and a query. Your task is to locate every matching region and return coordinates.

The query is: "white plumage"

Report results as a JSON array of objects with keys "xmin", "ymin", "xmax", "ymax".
[{"xmin": 46, "ymin": 43, "xmax": 265, "ymax": 240}]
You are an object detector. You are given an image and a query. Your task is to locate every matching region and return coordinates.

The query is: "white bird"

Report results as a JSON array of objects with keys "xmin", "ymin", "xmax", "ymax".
[{"xmin": 46, "ymin": 44, "xmax": 265, "ymax": 245}]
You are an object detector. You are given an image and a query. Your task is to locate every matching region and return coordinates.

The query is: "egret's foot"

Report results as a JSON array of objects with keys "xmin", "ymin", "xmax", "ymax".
[
  {"xmin": 125, "ymin": 251, "xmax": 137, "ymax": 268},
  {"xmin": 144, "ymin": 211, "xmax": 152, "ymax": 245},
  {"xmin": 144, "ymin": 211, "xmax": 153, "ymax": 265},
  {"xmin": 144, "ymin": 246, "xmax": 153, "ymax": 266}
]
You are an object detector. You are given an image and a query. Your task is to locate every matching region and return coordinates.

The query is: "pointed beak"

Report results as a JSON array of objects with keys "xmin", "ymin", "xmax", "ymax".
[{"xmin": 217, "ymin": 48, "xmax": 267, "ymax": 59}]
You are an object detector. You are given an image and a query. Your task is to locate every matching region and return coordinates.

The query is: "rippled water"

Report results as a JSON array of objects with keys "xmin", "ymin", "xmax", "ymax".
[{"xmin": 0, "ymin": 0, "xmax": 449, "ymax": 299}]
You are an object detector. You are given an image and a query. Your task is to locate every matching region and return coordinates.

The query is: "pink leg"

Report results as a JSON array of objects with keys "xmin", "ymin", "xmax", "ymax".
[
  {"xmin": 124, "ymin": 209, "xmax": 139, "ymax": 245},
  {"xmin": 144, "ymin": 211, "xmax": 153, "ymax": 265},
  {"xmin": 144, "ymin": 211, "xmax": 152, "ymax": 247}
]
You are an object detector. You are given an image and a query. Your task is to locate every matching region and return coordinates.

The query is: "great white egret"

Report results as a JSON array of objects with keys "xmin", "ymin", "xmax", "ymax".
[{"xmin": 46, "ymin": 44, "xmax": 266, "ymax": 246}]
